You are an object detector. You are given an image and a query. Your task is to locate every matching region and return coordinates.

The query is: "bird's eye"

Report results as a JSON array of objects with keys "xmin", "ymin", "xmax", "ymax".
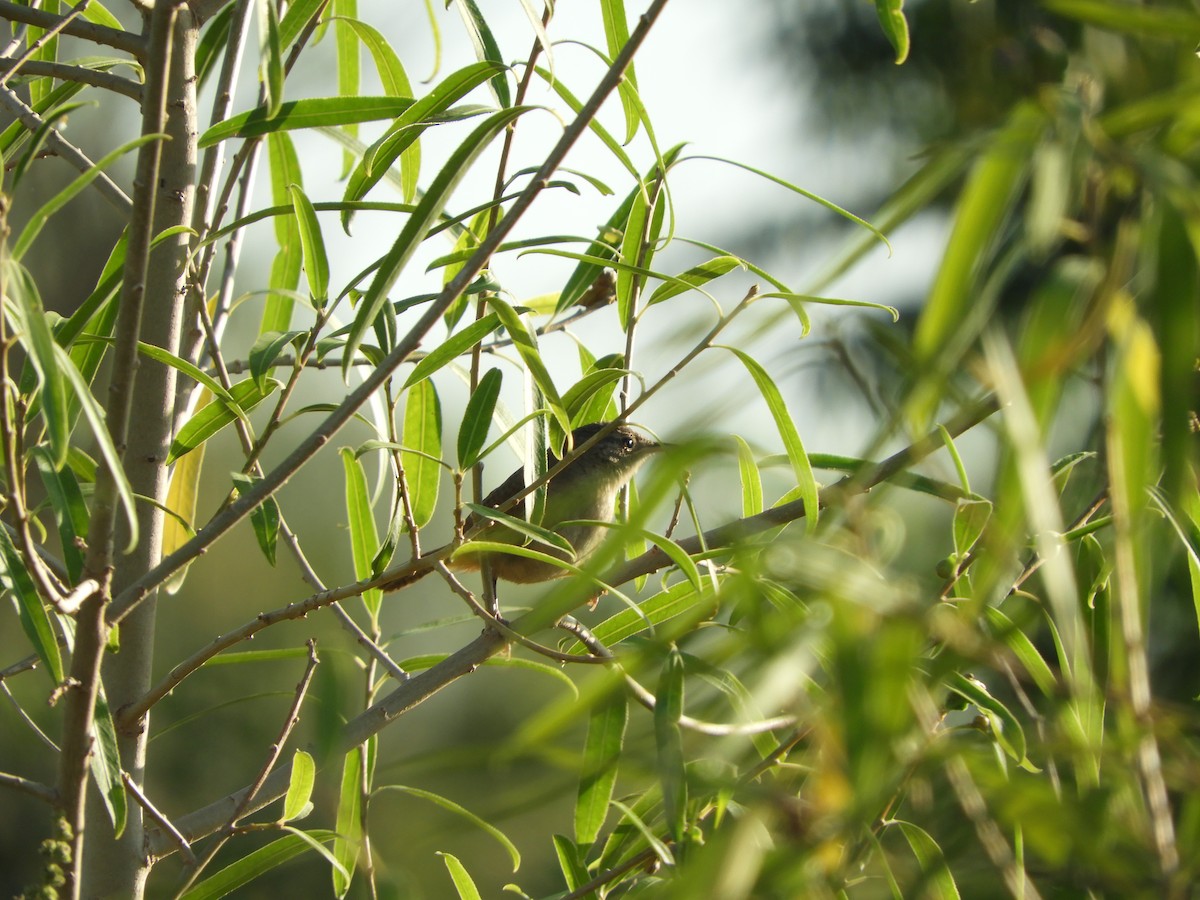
[{"xmin": 623, "ymin": 435, "xmax": 636, "ymax": 451}]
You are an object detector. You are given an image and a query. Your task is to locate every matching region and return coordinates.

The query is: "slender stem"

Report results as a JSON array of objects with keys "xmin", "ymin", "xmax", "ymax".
[
  {"xmin": 0, "ymin": 770, "xmax": 58, "ymax": 804},
  {"xmin": 0, "ymin": 59, "xmax": 142, "ymax": 103},
  {"xmin": 0, "ymin": 84, "xmax": 132, "ymax": 211},
  {"xmin": 59, "ymin": 6, "xmax": 183, "ymax": 893},
  {"xmin": 0, "ymin": 0, "xmax": 147, "ymax": 57}
]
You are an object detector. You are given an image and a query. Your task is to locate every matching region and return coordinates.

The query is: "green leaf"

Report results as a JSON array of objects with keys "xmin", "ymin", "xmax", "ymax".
[
  {"xmin": 655, "ymin": 647, "xmax": 686, "ymax": 845},
  {"xmin": 450, "ymin": 0, "xmax": 510, "ymax": 107},
  {"xmin": 258, "ymin": 0, "xmax": 285, "ymax": 118},
  {"xmin": 487, "ymin": 295, "xmax": 570, "ymax": 434},
  {"xmin": 601, "ymin": 0, "xmax": 639, "ymax": 143},
  {"xmin": 33, "ymin": 445, "xmax": 89, "ymax": 581},
  {"xmin": 438, "ymin": 852, "xmax": 482, "ymax": 900},
  {"xmin": 200, "ymin": 97, "xmax": 417, "ymax": 147},
  {"xmin": 874, "ymin": 0, "xmax": 910, "ymax": 64},
  {"xmin": 952, "ymin": 498, "xmax": 992, "ymax": 560},
  {"xmin": 5, "ymin": 263, "xmax": 68, "ymax": 467},
  {"xmin": 0, "ymin": 525, "xmax": 63, "ymax": 684},
  {"xmin": 458, "ymin": 368, "xmax": 502, "ymax": 468},
  {"xmin": 168, "ymin": 378, "xmax": 281, "ymax": 463},
  {"xmin": 287, "ymin": 184, "xmax": 329, "ymax": 305},
  {"xmin": 576, "ymin": 692, "xmax": 627, "ymax": 845},
  {"xmin": 562, "ymin": 366, "xmax": 633, "ymax": 424},
  {"xmin": 282, "ymin": 750, "xmax": 315, "ymax": 822},
  {"xmin": 565, "ymin": 579, "xmax": 717, "ymax": 653},
  {"xmin": 893, "ymin": 821, "xmax": 960, "ymax": 899},
  {"xmin": 181, "ymin": 831, "xmax": 338, "ymax": 900},
  {"xmin": 91, "ymin": 690, "xmax": 126, "ymax": 836},
  {"xmin": 344, "ymin": 106, "xmax": 531, "ymax": 377},
  {"xmin": 553, "ymin": 834, "xmax": 590, "ymax": 892},
  {"xmin": 54, "ymin": 343, "xmax": 139, "ymax": 551},
  {"xmin": 463, "ymin": 502, "xmax": 574, "ymax": 554},
  {"xmin": 265, "ymin": 132, "xmax": 303, "ymax": 332},
  {"xmin": 733, "ymin": 435, "xmax": 763, "ymax": 518},
  {"xmin": 249, "ymin": 330, "xmax": 307, "ymax": 391},
  {"xmin": 377, "ymin": 785, "xmax": 520, "ymax": 871},
  {"xmin": 946, "ymin": 672, "xmax": 1036, "ymax": 770},
  {"xmin": 332, "ymin": 748, "xmax": 365, "ymax": 897},
  {"xmin": 402, "ymin": 313, "xmax": 500, "ymax": 389},
  {"xmin": 342, "ymin": 61, "xmax": 504, "ymax": 229},
  {"xmin": 231, "ymin": 472, "xmax": 281, "ymax": 566},
  {"xmin": 646, "ymin": 255, "xmax": 743, "ymax": 306},
  {"xmin": 341, "ymin": 448, "xmax": 382, "ymax": 619},
  {"xmin": 278, "ymin": 0, "xmax": 326, "ymax": 46},
  {"xmin": 723, "ymin": 346, "xmax": 819, "ymax": 531},
  {"xmin": 402, "ymin": 379, "xmax": 442, "ymax": 529}
]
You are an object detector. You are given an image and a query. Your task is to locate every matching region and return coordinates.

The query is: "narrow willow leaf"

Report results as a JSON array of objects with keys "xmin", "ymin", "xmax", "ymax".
[
  {"xmin": 402, "ymin": 379, "xmax": 442, "ymax": 528},
  {"xmin": 893, "ymin": 821, "xmax": 961, "ymax": 900},
  {"xmin": 553, "ymin": 834, "xmax": 589, "ymax": 892},
  {"xmin": 168, "ymin": 378, "xmax": 281, "ymax": 463},
  {"xmin": 450, "ymin": 0, "xmax": 510, "ymax": 106},
  {"xmin": 336, "ymin": 17, "xmax": 411, "ymax": 96},
  {"xmin": 723, "ymin": 346, "xmax": 819, "ymax": 531},
  {"xmin": 163, "ymin": 409, "xmax": 206, "ymax": 594},
  {"xmin": 195, "ymin": 4, "xmax": 233, "ymax": 90},
  {"xmin": 567, "ymin": 580, "xmax": 717, "ymax": 653},
  {"xmin": 463, "ymin": 502, "xmax": 573, "ymax": 554},
  {"xmin": 946, "ymin": 672, "xmax": 1035, "ymax": 770},
  {"xmin": 647, "ymin": 255, "xmax": 743, "ymax": 306},
  {"xmin": 6, "ymin": 264, "xmax": 68, "ymax": 467},
  {"xmin": 377, "ymin": 785, "xmax": 520, "ymax": 871},
  {"xmin": 249, "ymin": 330, "xmax": 306, "ymax": 391},
  {"xmin": 200, "ymin": 96, "xmax": 417, "ymax": 147},
  {"xmin": 952, "ymin": 498, "xmax": 992, "ymax": 559},
  {"xmin": 277, "ymin": 0, "xmax": 325, "ymax": 46},
  {"xmin": 344, "ymin": 106, "xmax": 530, "ymax": 376},
  {"xmin": 181, "ymin": 831, "xmax": 338, "ymax": 900},
  {"xmin": 601, "ymin": 0, "xmax": 639, "ymax": 143},
  {"xmin": 287, "ymin": 184, "xmax": 329, "ymax": 304},
  {"xmin": 913, "ymin": 103, "xmax": 1043, "ymax": 370},
  {"xmin": 533, "ymin": 65, "xmax": 638, "ymax": 184},
  {"xmin": 458, "ymin": 368, "xmax": 502, "ymax": 467},
  {"xmin": 232, "ymin": 472, "xmax": 281, "ymax": 566},
  {"xmin": 54, "ymin": 343, "xmax": 138, "ymax": 551},
  {"xmin": 656, "ymin": 648, "xmax": 686, "ymax": 845},
  {"xmin": 341, "ymin": 448, "xmax": 382, "ymax": 619},
  {"xmin": 258, "ymin": 0, "xmax": 284, "ymax": 118},
  {"xmin": 403, "ymin": 313, "xmax": 499, "ymax": 389},
  {"xmin": 92, "ymin": 690, "xmax": 126, "ymax": 835},
  {"xmin": 332, "ymin": 748, "xmax": 364, "ymax": 897},
  {"xmin": 282, "ymin": 750, "xmax": 316, "ymax": 822},
  {"xmin": 757, "ymin": 290, "xmax": 899, "ymax": 322},
  {"xmin": 487, "ymin": 296, "xmax": 571, "ymax": 434},
  {"xmin": 733, "ymin": 435, "xmax": 763, "ymax": 518},
  {"xmin": 576, "ymin": 692, "xmax": 627, "ymax": 845},
  {"xmin": 0, "ymin": 525, "xmax": 63, "ymax": 684},
  {"xmin": 265, "ymin": 132, "xmax": 302, "ymax": 332},
  {"xmin": 438, "ymin": 852, "xmax": 482, "ymax": 900},
  {"xmin": 874, "ymin": 0, "xmax": 910, "ymax": 64},
  {"xmin": 34, "ymin": 445, "xmax": 89, "ymax": 581},
  {"xmin": 342, "ymin": 60, "xmax": 503, "ymax": 230},
  {"xmin": 562, "ymin": 367, "xmax": 634, "ymax": 424},
  {"xmin": 984, "ymin": 607, "xmax": 1058, "ymax": 697}
]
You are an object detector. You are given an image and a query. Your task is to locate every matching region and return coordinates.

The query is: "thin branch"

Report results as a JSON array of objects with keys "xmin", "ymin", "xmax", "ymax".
[
  {"xmin": 121, "ymin": 772, "xmax": 195, "ymax": 868},
  {"xmin": 0, "ymin": 0, "xmax": 90, "ymax": 90},
  {"xmin": 0, "ymin": 769, "xmax": 58, "ymax": 804},
  {"xmin": 558, "ymin": 616, "xmax": 796, "ymax": 736},
  {"xmin": 0, "ymin": 84, "xmax": 132, "ymax": 212},
  {"xmin": 110, "ymin": 0, "xmax": 675, "ymax": 624},
  {"xmin": 0, "ymin": 0, "xmax": 147, "ymax": 57},
  {"xmin": 0, "ymin": 57, "xmax": 143, "ymax": 100},
  {"xmin": 174, "ymin": 640, "xmax": 319, "ymax": 896}
]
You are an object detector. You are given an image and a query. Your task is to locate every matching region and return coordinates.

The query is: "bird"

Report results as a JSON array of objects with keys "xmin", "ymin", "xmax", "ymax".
[{"xmin": 380, "ymin": 422, "xmax": 660, "ymax": 591}]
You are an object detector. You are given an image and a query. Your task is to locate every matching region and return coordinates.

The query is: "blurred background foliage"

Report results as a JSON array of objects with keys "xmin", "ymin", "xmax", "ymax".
[{"xmin": 0, "ymin": 0, "xmax": 1199, "ymax": 898}]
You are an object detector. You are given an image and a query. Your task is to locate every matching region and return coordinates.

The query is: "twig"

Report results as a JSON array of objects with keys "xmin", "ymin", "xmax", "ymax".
[
  {"xmin": 0, "ymin": 59, "xmax": 143, "ymax": 100},
  {"xmin": 0, "ymin": 83, "xmax": 131, "ymax": 211},
  {"xmin": 0, "ymin": 0, "xmax": 88, "ymax": 89},
  {"xmin": 121, "ymin": 772, "xmax": 196, "ymax": 867},
  {"xmin": 174, "ymin": 639, "xmax": 319, "ymax": 896},
  {"xmin": 435, "ymin": 562, "xmax": 605, "ymax": 665},
  {"xmin": 559, "ymin": 616, "xmax": 796, "ymax": 736},
  {"xmin": 0, "ymin": 0, "xmax": 147, "ymax": 57},
  {"xmin": 1, "ymin": 680, "xmax": 60, "ymax": 750},
  {"xmin": 0, "ymin": 770, "xmax": 58, "ymax": 804},
  {"xmin": 110, "ymin": 0, "xmax": 676, "ymax": 625}
]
